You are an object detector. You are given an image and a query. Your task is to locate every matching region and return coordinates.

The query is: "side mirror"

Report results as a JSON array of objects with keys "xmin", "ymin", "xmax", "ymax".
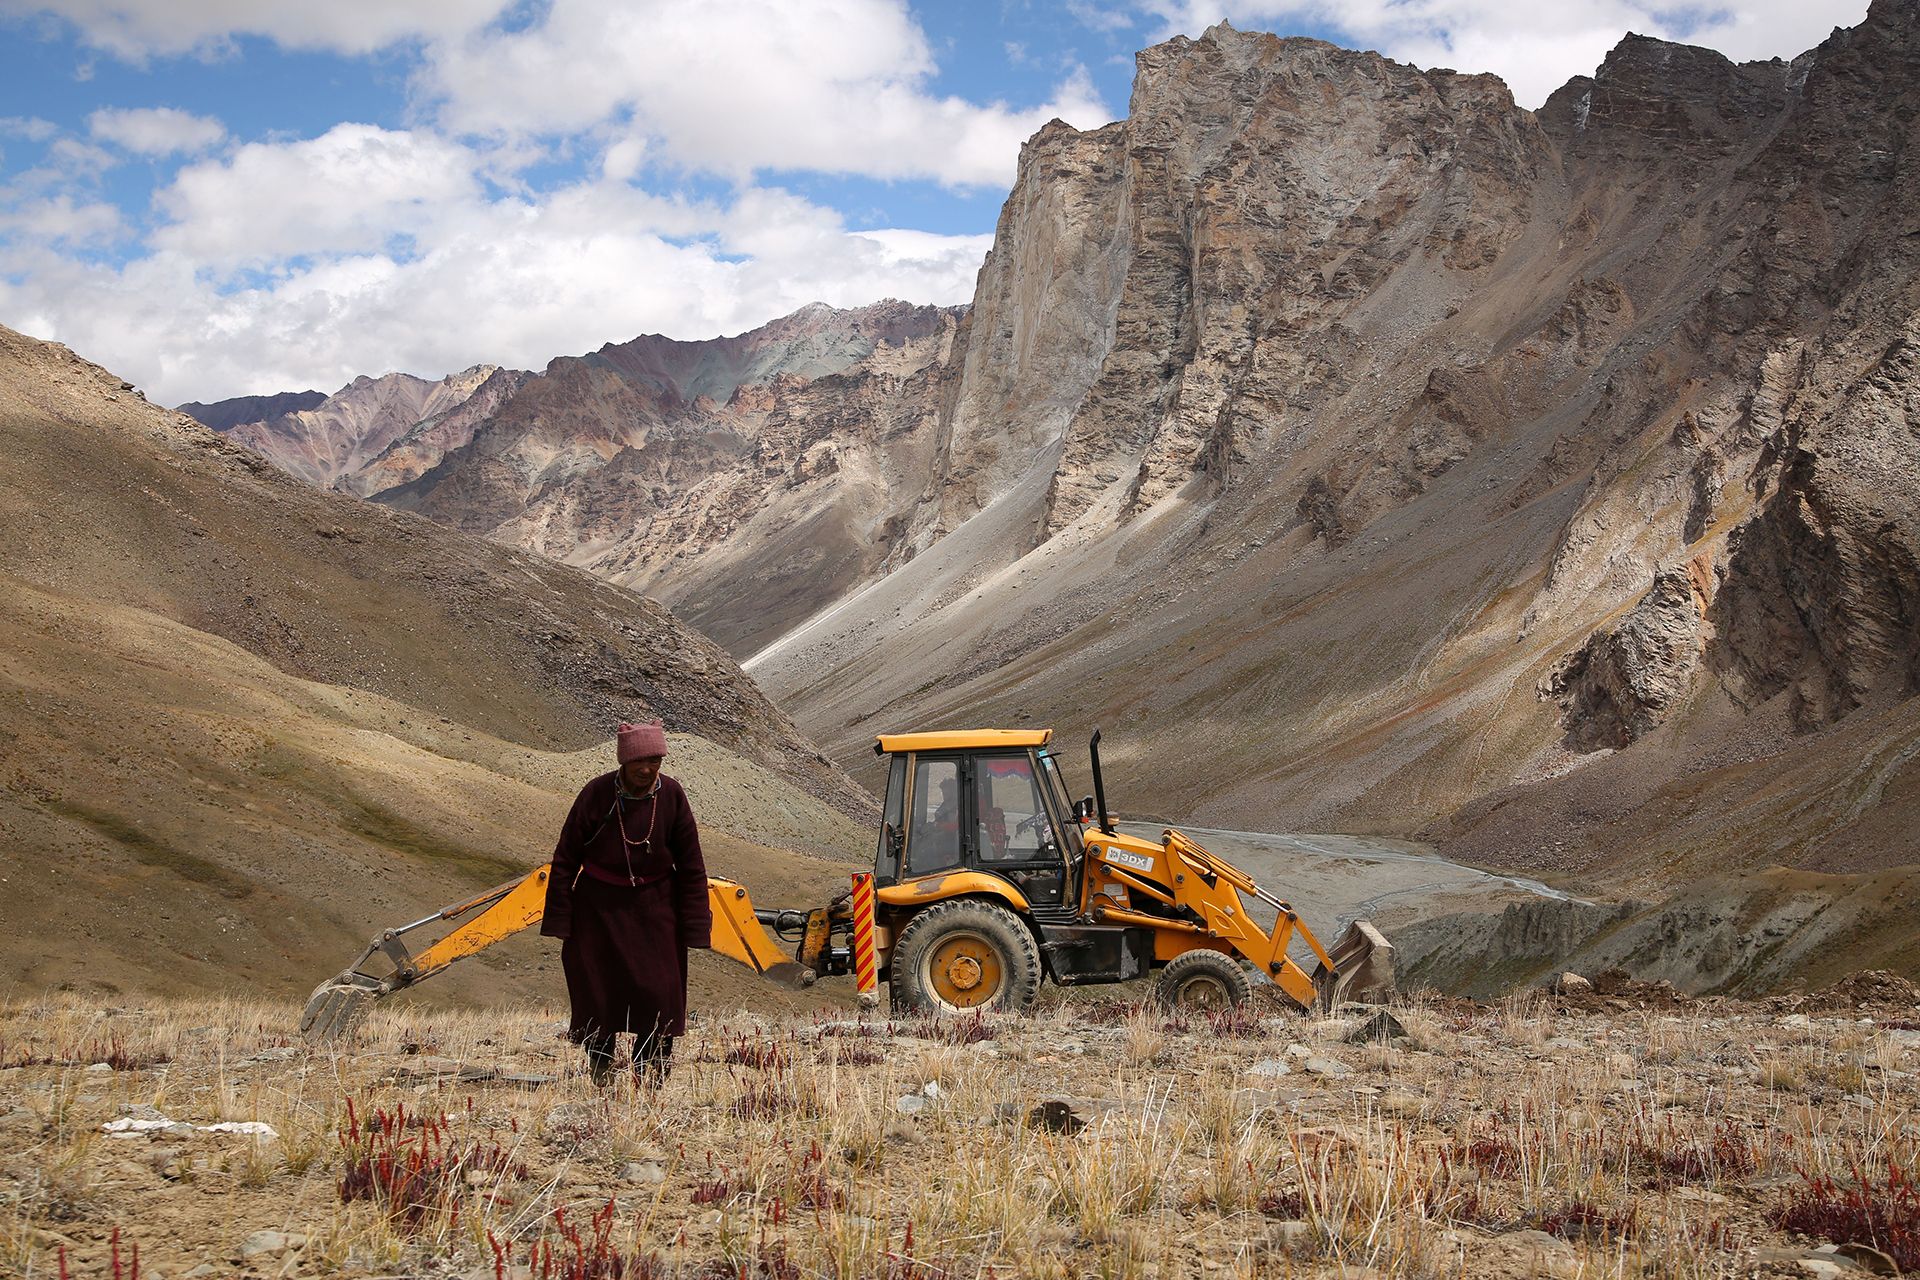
[{"xmin": 1073, "ymin": 797, "xmax": 1096, "ymax": 823}]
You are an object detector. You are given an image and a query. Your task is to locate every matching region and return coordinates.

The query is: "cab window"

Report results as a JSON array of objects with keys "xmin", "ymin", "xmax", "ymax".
[
  {"xmin": 1038, "ymin": 751, "xmax": 1085, "ymax": 857},
  {"xmin": 905, "ymin": 757, "xmax": 963, "ymax": 875},
  {"xmin": 975, "ymin": 754, "xmax": 1055, "ymax": 862},
  {"xmin": 875, "ymin": 755, "xmax": 906, "ymax": 881}
]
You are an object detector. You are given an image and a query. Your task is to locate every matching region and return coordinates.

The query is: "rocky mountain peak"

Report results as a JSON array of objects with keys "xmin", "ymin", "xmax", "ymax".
[
  {"xmin": 194, "ymin": 362, "xmax": 530, "ymax": 494},
  {"xmin": 204, "ymin": 6, "xmax": 1920, "ymax": 899}
]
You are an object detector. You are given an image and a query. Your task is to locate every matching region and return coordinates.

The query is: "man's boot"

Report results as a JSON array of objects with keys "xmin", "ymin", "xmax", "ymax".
[
  {"xmin": 584, "ymin": 1035, "xmax": 617, "ymax": 1087},
  {"xmin": 635, "ymin": 1033, "xmax": 673, "ymax": 1087}
]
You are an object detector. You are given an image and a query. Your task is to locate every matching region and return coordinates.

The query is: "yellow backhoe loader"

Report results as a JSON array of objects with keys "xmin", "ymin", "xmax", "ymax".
[{"xmin": 301, "ymin": 728, "xmax": 1390, "ymax": 1041}]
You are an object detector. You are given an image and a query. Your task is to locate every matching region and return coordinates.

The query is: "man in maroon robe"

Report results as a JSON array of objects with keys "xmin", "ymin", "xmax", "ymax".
[{"xmin": 541, "ymin": 719, "xmax": 712, "ymax": 1085}]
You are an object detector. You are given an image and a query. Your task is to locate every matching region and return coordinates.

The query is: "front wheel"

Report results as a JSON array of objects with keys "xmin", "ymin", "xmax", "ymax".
[
  {"xmin": 889, "ymin": 900, "xmax": 1042, "ymax": 1016},
  {"xmin": 1154, "ymin": 949, "xmax": 1252, "ymax": 1011}
]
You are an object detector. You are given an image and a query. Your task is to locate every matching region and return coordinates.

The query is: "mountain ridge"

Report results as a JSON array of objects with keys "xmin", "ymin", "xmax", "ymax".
[{"xmin": 185, "ymin": 5, "xmax": 1920, "ymax": 901}]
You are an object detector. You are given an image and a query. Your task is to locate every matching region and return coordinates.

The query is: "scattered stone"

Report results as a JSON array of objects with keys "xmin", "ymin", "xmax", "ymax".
[
  {"xmin": 1345, "ymin": 1010, "xmax": 1412, "ymax": 1044},
  {"xmin": 1498, "ymin": 1229, "xmax": 1580, "ymax": 1278},
  {"xmin": 1833, "ymin": 1243, "xmax": 1897, "ymax": 1275},
  {"xmin": 232, "ymin": 1046, "xmax": 299, "ymax": 1067},
  {"xmin": 1751, "ymin": 1247, "xmax": 1866, "ymax": 1275},
  {"xmin": 893, "ymin": 1094, "xmax": 929, "ymax": 1115},
  {"xmin": 1024, "ymin": 1100, "xmax": 1087, "ymax": 1135},
  {"xmin": 1247, "ymin": 1058, "xmax": 1292, "ymax": 1078},
  {"xmin": 1267, "ymin": 1219, "xmax": 1314, "ymax": 1254},
  {"xmin": 1551, "ymin": 972, "xmax": 1591, "ymax": 994},
  {"xmin": 1377, "ymin": 1091, "xmax": 1425, "ymax": 1117},
  {"xmin": 201, "ymin": 1121, "xmax": 276, "ymax": 1138},
  {"xmin": 621, "ymin": 1161, "xmax": 666, "ymax": 1184},
  {"xmin": 235, "ymin": 1230, "xmax": 305, "ymax": 1261},
  {"xmin": 1808, "ymin": 970, "xmax": 1920, "ymax": 1013},
  {"xmin": 1591, "ymin": 970, "xmax": 1688, "ymax": 1006},
  {"xmin": 103, "ymin": 1117, "xmax": 177, "ymax": 1136},
  {"xmin": 387, "ymin": 1056, "xmax": 498, "ymax": 1083},
  {"xmin": 1302, "ymin": 1056, "xmax": 1353, "ymax": 1078}
]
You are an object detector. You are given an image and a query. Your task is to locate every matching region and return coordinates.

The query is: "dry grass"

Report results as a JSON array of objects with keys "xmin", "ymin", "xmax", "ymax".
[{"xmin": 0, "ymin": 991, "xmax": 1916, "ymax": 1278}]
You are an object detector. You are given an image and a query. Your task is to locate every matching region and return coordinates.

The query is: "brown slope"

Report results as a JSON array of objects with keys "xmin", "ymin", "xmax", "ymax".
[{"xmin": 0, "ymin": 323, "xmax": 873, "ymax": 1003}]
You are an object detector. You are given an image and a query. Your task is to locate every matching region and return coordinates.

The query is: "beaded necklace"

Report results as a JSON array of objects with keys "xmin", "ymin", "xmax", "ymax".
[{"xmin": 614, "ymin": 781, "xmax": 659, "ymax": 885}]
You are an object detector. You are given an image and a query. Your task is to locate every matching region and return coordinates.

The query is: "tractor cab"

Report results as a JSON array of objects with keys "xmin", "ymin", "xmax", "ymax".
[{"xmin": 872, "ymin": 729, "xmax": 1085, "ymax": 912}]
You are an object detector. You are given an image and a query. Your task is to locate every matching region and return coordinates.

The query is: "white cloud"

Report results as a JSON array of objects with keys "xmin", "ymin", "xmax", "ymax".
[
  {"xmin": 46, "ymin": 137, "xmax": 120, "ymax": 173},
  {"xmin": 0, "ymin": 193, "xmax": 123, "ymax": 246},
  {"xmin": 89, "ymin": 106, "xmax": 226, "ymax": 155},
  {"xmin": 1068, "ymin": 1, "xmax": 1139, "ymax": 35},
  {"xmin": 1133, "ymin": 0, "xmax": 1869, "ymax": 108},
  {"xmin": 0, "ymin": 0, "xmax": 511, "ymax": 58},
  {"xmin": 600, "ymin": 136, "xmax": 648, "ymax": 183},
  {"xmin": 1, "ymin": 166, "xmax": 989, "ymax": 403},
  {"xmin": 152, "ymin": 124, "xmax": 482, "ymax": 265},
  {"xmin": 418, "ymin": 0, "xmax": 1113, "ymax": 187},
  {"xmin": 0, "ymin": 116, "xmax": 60, "ymax": 141}
]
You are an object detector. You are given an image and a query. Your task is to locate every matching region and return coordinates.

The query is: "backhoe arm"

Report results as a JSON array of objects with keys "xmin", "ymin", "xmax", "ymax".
[{"xmin": 301, "ymin": 867, "xmax": 809, "ymax": 1043}]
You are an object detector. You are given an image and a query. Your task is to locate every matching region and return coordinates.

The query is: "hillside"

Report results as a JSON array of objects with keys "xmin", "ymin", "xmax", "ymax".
[
  {"xmin": 754, "ymin": 7, "xmax": 1920, "ymax": 897},
  {"xmin": 745, "ymin": 4, "xmax": 1920, "ymax": 878},
  {"xmin": 0, "ymin": 323, "xmax": 873, "ymax": 1006},
  {"xmin": 184, "ymin": 6, "xmax": 1920, "ymax": 913}
]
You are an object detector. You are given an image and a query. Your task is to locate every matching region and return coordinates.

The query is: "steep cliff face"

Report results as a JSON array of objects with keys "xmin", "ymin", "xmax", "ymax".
[
  {"xmin": 205, "ymin": 6, "xmax": 1920, "ymax": 890},
  {"xmin": 751, "ymin": 4, "xmax": 1920, "ymax": 884},
  {"xmin": 1034, "ymin": 35, "xmax": 1549, "ymax": 542}
]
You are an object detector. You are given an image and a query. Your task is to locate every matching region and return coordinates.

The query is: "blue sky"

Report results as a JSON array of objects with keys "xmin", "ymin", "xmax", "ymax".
[{"xmin": 0, "ymin": 0, "xmax": 1867, "ymax": 405}]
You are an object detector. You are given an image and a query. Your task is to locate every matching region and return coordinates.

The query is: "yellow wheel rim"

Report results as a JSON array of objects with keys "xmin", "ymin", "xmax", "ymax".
[
  {"xmin": 925, "ymin": 932, "xmax": 1005, "ymax": 1009},
  {"xmin": 1174, "ymin": 973, "xmax": 1232, "ymax": 1010}
]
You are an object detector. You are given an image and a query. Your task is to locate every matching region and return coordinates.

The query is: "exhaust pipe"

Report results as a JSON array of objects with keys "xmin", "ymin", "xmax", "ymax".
[{"xmin": 1088, "ymin": 728, "xmax": 1116, "ymax": 836}]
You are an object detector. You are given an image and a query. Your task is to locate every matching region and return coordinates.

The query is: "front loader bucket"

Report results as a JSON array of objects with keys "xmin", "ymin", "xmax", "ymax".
[
  {"xmin": 1312, "ymin": 920, "xmax": 1395, "ymax": 1010},
  {"xmin": 300, "ymin": 973, "xmax": 384, "ymax": 1044}
]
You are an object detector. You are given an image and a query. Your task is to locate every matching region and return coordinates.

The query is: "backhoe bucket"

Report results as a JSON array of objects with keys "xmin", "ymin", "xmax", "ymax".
[
  {"xmin": 708, "ymin": 878, "xmax": 817, "ymax": 989},
  {"xmin": 300, "ymin": 973, "xmax": 384, "ymax": 1044},
  {"xmin": 1312, "ymin": 920, "xmax": 1394, "ymax": 1010}
]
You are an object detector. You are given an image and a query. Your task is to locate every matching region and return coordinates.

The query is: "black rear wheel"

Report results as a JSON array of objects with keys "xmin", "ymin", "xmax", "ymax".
[
  {"xmin": 1154, "ymin": 949, "xmax": 1251, "ymax": 1011},
  {"xmin": 889, "ymin": 899, "xmax": 1042, "ymax": 1016}
]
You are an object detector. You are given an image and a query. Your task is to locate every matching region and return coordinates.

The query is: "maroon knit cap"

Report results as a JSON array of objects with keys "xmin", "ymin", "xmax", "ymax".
[{"xmin": 616, "ymin": 719, "xmax": 668, "ymax": 762}]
